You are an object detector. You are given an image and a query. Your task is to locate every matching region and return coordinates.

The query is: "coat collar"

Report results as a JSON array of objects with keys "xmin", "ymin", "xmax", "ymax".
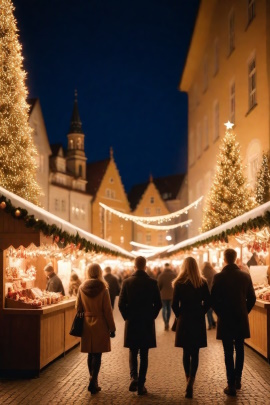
[
  {"xmin": 133, "ymin": 269, "xmax": 149, "ymax": 278},
  {"xmin": 222, "ymin": 263, "xmax": 239, "ymax": 272}
]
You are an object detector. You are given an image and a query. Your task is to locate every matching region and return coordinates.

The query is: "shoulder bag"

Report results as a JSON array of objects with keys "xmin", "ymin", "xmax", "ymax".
[{"xmin": 69, "ymin": 312, "xmax": 84, "ymax": 337}]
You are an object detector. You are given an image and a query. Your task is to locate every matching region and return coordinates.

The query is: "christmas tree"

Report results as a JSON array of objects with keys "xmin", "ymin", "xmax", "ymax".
[
  {"xmin": 0, "ymin": 0, "xmax": 41, "ymax": 205},
  {"xmin": 201, "ymin": 122, "xmax": 256, "ymax": 232},
  {"xmin": 255, "ymin": 152, "xmax": 270, "ymax": 205}
]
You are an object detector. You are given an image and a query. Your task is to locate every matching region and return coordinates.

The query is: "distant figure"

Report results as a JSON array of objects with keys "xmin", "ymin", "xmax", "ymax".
[
  {"xmin": 247, "ymin": 252, "xmax": 258, "ymax": 268},
  {"xmin": 211, "ymin": 248, "xmax": 256, "ymax": 397},
  {"xmin": 104, "ymin": 266, "xmax": 120, "ymax": 309},
  {"xmin": 236, "ymin": 259, "xmax": 250, "ymax": 274},
  {"xmin": 76, "ymin": 263, "xmax": 116, "ymax": 395},
  {"xmin": 44, "ymin": 263, "xmax": 65, "ymax": 295},
  {"xmin": 118, "ymin": 256, "xmax": 162, "ymax": 396},
  {"xmin": 68, "ymin": 272, "xmax": 82, "ymax": 296},
  {"xmin": 157, "ymin": 263, "xmax": 176, "ymax": 330},
  {"xmin": 172, "ymin": 257, "xmax": 210, "ymax": 399},
  {"xmin": 201, "ymin": 262, "xmax": 217, "ymax": 330}
]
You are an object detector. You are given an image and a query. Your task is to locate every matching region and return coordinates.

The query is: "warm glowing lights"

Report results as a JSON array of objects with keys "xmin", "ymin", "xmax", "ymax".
[
  {"xmin": 99, "ymin": 196, "xmax": 203, "ymax": 224},
  {"xmin": 224, "ymin": 121, "xmax": 234, "ymax": 130}
]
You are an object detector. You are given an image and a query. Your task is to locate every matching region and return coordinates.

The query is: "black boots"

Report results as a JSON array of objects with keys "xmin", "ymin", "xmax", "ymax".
[
  {"xmin": 235, "ymin": 378, "xmax": 242, "ymax": 389},
  {"xmin": 129, "ymin": 377, "xmax": 138, "ymax": 392},
  {"xmin": 185, "ymin": 376, "xmax": 195, "ymax": 398},
  {"xmin": 137, "ymin": 384, "xmax": 147, "ymax": 396},
  {"xmin": 224, "ymin": 384, "xmax": 236, "ymax": 396}
]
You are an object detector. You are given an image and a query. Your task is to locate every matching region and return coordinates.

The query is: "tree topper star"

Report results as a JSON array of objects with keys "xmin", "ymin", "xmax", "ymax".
[{"xmin": 224, "ymin": 121, "xmax": 234, "ymax": 129}]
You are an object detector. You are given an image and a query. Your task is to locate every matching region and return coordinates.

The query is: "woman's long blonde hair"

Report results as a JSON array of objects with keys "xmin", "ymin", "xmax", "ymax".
[
  {"xmin": 173, "ymin": 256, "xmax": 204, "ymax": 289},
  {"xmin": 87, "ymin": 263, "xmax": 108, "ymax": 288}
]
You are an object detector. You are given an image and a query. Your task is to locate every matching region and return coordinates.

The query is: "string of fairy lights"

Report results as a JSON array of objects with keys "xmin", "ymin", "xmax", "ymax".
[{"xmin": 99, "ymin": 196, "xmax": 203, "ymax": 231}]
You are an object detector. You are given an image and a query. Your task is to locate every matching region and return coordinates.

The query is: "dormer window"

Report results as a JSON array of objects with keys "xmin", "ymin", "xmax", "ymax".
[
  {"xmin": 150, "ymin": 197, "xmax": 154, "ymax": 204},
  {"xmin": 69, "ymin": 139, "xmax": 74, "ymax": 149}
]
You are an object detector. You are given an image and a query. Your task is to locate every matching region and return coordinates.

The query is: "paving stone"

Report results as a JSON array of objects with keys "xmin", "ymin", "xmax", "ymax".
[{"xmin": 0, "ymin": 297, "xmax": 270, "ymax": 404}]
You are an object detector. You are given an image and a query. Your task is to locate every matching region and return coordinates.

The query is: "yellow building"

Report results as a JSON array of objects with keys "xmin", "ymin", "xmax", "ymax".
[
  {"xmin": 180, "ymin": 0, "xmax": 270, "ymax": 237},
  {"xmin": 86, "ymin": 148, "xmax": 132, "ymax": 251}
]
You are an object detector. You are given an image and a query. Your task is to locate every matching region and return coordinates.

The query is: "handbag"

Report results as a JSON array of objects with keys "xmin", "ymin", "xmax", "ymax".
[
  {"xmin": 171, "ymin": 317, "xmax": 177, "ymax": 332},
  {"xmin": 69, "ymin": 312, "xmax": 84, "ymax": 337}
]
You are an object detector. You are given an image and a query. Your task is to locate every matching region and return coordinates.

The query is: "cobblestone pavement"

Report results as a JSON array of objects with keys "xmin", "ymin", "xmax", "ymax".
[{"xmin": 1, "ymin": 298, "xmax": 270, "ymax": 405}]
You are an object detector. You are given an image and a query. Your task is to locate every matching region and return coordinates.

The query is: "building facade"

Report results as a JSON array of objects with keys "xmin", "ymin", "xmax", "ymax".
[{"xmin": 180, "ymin": 0, "xmax": 270, "ymax": 237}]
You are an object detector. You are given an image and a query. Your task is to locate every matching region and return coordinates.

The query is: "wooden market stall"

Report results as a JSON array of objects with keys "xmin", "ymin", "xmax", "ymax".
[{"xmin": 0, "ymin": 187, "xmax": 134, "ymax": 377}]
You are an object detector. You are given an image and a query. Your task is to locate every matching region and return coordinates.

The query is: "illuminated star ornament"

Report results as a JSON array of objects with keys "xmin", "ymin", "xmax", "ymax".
[{"xmin": 224, "ymin": 121, "xmax": 234, "ymax": 130}]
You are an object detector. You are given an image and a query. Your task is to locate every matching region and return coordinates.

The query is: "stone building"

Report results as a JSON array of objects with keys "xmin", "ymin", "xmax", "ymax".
[{"xmin": 180, "ymin": 0, "xmax": 270, "ymax": 237}]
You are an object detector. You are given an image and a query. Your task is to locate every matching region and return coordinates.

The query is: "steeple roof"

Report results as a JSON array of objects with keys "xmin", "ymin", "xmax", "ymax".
[{"xmin": 69, "ymin": 90, "xmax": 83, "ymax": 134}]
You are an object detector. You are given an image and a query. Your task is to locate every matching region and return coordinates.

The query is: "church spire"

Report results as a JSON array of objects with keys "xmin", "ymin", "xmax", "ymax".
[{"xmin": 69, "ymin": 89, "xmax": 83, "ymax": 134}]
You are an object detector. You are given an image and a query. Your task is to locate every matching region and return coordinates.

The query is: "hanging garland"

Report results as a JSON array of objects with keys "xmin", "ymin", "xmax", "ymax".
[
  {"xmin": 133, "ymin": 219, "xmax": 192, "ymax": 230},
  {"xmin": 0, "ymin": 195, "xmax": 130, "ymax": 258},
  {"xmin": 99, "ymin": 196, "xmax": 203, "ymax": 224},
  {"xmin": 164, "ymin": 211, "xmax": 270, "ymax": 256}
]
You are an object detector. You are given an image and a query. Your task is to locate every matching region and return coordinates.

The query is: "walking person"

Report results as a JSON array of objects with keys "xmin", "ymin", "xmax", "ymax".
[
  {"xmin": 104, "ymin": 266, "xmax": 120, "ymax": 309},
  {"xmin": 201, "ymin": 262, "xmax": 217, "ymax": 330},
  {"xmin": 118, "ymin": 256, "xmax": 162, "ymax": 396},
  {"xmin": 76, "ymin": 263, "xmax": 116, "ymax": 395},
  {"xmin": 157, "ymin": 262, "xmax": 176, "ymax": 330},
  {"xmin": 172, "ymin": 256, "xmax": 211, "ymax": 399},
  {"xmin": 211, "ymin": 248, "xmax": 256, "ymax": 397}
]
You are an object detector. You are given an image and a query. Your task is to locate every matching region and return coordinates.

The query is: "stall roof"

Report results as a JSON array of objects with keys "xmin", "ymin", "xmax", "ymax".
[
  {"xmin": 0, "ymin": 187, "xmax": 134, "ymax": 258},
  {"xmin": 166, "ymin": 200, "xmax": 270, "ymax": 254}
]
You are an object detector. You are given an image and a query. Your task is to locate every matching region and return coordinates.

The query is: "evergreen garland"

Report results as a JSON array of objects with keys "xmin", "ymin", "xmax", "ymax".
[{"xmin": 255, "ymin": 152, "xmax": 270, "ymax": 205}]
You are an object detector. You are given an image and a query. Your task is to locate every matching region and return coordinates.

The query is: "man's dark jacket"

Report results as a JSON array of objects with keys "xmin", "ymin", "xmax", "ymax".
[
  {"xmin": 211, "ymin": 263, "xmax": 256, "ymax": 340},
  {"xmin": 118, "ymin": 269, "xmax": 162, "ymax": 349},
  {"xmin": 46, "ymin": 272, "xmax": 65, "ymax": 296},
  {"xmin": 104, "ymin": 273, "xmax": 120, "ymax": 307}
]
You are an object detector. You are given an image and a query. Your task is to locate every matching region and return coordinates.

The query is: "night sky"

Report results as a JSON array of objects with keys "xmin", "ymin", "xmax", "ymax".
[{"xmin": 13, "ymin": 0, "xmax": 199, "ymax": 193}]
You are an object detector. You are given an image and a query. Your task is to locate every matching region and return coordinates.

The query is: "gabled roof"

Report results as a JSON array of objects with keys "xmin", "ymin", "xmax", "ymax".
[
  {"xmin": 128, "ymin": 173, "xmax": 186, "ymax": 211},
  {"xmin": 50, "ymin": 143, "xmax": 65, "ymax": 157},
  {"xmin": 86, "ymin": 158, "xmax": 110, "ymax": 196}
]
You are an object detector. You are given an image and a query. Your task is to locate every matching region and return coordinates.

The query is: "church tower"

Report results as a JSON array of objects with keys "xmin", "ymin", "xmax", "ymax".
[{"xmin": 66, "ymin": 90, "xmax": 87, "ymax": 181}]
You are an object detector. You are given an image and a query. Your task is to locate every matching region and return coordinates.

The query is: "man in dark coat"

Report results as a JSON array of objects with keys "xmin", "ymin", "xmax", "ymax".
[
  {"xmin": 211, "ymin": 248, "xmax": 256, "ymax": 397},
  {"xmin": 118, "ymin": 256, "xmax": 162, "ymax": 396},
  {"xmin": 44, "ymin": 263, "xmax": 65, "ymax": 296},
  {"xmin": 104, "ymin": 266, "xmax": 120, "ymax": 309},
  {"xmin": 157, "ymin": 263, "xmax": 176, "ymax": 330}
]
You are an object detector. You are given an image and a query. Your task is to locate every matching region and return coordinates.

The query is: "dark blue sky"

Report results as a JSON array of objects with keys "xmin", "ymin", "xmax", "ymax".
[{"xmin": 13, "ymin": 0, "xmax": 199, "ymax": 193}]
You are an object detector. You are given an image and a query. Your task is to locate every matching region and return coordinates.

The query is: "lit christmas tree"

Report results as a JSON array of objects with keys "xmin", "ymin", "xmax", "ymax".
[
  {"xmin": 201, "ymin": 122, "xmax": 256, "ymax": 232},
  {"xmin": 0, "ymin": 0, "xmax": 41, "ymax": 205},
  {"xmin": 255, "ymin": 152, "xmax": 270, "ymax": 205}
]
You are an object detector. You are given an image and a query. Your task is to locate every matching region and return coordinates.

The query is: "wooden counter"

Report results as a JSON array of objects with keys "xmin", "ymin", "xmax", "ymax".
[
  {"xmin": 246, "ymin": 299, "xmax": 270, "ymax": 361},
  {"xmin": 0, "ymin": 298, "xmax": 80, "ymax": 377}
]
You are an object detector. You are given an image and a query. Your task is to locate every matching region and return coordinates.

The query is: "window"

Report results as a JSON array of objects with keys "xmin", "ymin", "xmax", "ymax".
[
  {"xmin": 105, "ymin": 188, "xmax": 111, "ymax": 198},
  {"xmin": 228, "ymin": 9, "xmax": 235, "ymax": 55},
  {"xmin": 150, "ymin": 197, "xmax": 154, "ymax": 204},
  {"xmin": 213, "ymin": 101, "xmax": 219, "ymax": 141},
  {"xmin": 99, "ymin": 206, "xmax": 103, "ymax": 223},
  {"xmin": 158, "ymin": 233, "xmax": 163, "ymax": 245},
  {"xmin": 78, "ymin": 165, "xmax": 82, "ymax": 177},
  {"xmin": 111, "ymin": 190, "xmax": 115, "ymax": 199},
  {"xmin": 203, "ymin": 56, "xmax": 208, "ymax": 92},
  {"xmin": 120, "ymin": 236, "xmax": 124, "ymax": 244},
  {"xmin": 248, "ymin": 0, "xmax": 255, "ymax": 25},
  {"xmin": 156, "ymin": 207, "xmax": 161, "ymax": 215},
  {"xmin": 146, "ymin": 233, "xmax": 151, "ymax": 243},
  {"xmin": 196, "ymin": 122, "xmax": 202, "ymax": 158},
  {"xmin": 80, "ymin": 205, "xmax": 85, "ymax": 220},
  {"xmin": 248, "ymin": 56, "xmax": 256, "ymax": 110},
  {"xmin": 77, "ymin": 138, "xmax": 82, "ymax": 149},
  {"xmin": 204, "ymin": 116, "xmax": 209, "ymax": 150},
  {"xmin": 109, "ymin": 177, "xmax": 114, "ymax": 183},
  {"xmin": 144, "ymin": 207, "xmax": 150, "ymax": 215},
  {"xmin": 213, "ymin": 38, "xmax": 219, "ymax": 75},
  {"xmin": 230, "ymin": 81, "xmax": 235, "ymax": 123},
  {"xmin": 69, "ymin": 139, "xmax": 74, "ymax": 149},
  {"xmin": 54, "ymin": 199, "xmax": 59, "ymax": 211},
  {"xmin": 61, "ymin": 200, "xmax": 66, "ymax": 212}
]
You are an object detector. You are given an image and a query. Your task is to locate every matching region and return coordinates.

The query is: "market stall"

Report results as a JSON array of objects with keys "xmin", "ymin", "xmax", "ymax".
[{"xmin": 0, "ymin": 188, "xmax": 134, "ymax": 377}]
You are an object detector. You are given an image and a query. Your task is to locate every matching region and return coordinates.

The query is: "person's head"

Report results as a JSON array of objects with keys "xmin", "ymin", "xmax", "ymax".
[
  {"xmin": 87, "ymin": 263, "xmax": 108, "ymax": 287},
  {"xmin": 135, "ymin": 256, "xmax": 146, "ymax": 271},
  {"xmin": 164, "ymin": 263, "xmax": 170, "ymax": 269},
  {"xmin": 70, "ymin": 272, "xmax": 79, "ymax": 282},
  {"xmin": 253, "ymin": 252, "xmax": 258, "ymax": 261},
  {"xmin": 44, "ymin": 263, "xmax": 54, "ymax": 275},
  {"xmin": 104, "ymin": 266, "xmax": 112, "ymax": 274},
  {"xmin": 224, "ymin": 248, "xmax": 237, "ymax": 265},
  {"xmin": 173, "ymin": 256, "xmax": 204, "ymax": 288}
]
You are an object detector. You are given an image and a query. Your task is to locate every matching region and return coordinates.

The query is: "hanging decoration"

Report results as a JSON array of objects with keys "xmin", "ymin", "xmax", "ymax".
[
  {"xmin": 132, "ymin": 219, "xmax": 192, "ymax": 230},
  {"xmin": 99, "ymin": 196, "xmax": 203, "ymax": 224}
]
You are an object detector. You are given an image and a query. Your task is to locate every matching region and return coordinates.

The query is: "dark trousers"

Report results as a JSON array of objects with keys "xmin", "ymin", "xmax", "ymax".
[
  {"xmin": 129, "ymin": 348, "xmax": 149, "ymax": 385},
  {"xmin": 183, "ymin": 347, "xmax": 199, "ymax": 378},
  {"xmin": 87, "ymin": 353, "xmax": 102, "ymax": 381},
  {"xmin": 222, "ymin": 338, "xmax": 244, "ymax": 386},
  {"xmin": 162, "ymin": 299, "xmax": 172, "ymax": 325}
]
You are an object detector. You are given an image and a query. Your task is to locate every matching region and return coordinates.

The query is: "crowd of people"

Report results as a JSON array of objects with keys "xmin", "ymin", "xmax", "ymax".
[{"xmin": 64, "ymin": 248, "xmax": 257, "ymax": 400}]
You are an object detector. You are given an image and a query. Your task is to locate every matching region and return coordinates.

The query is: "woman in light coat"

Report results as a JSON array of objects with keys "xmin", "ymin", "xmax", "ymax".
[
  {"xmin": 76, "ymin": 263, "xmax": 116, "ymax": 394},
  {"xmin": 172, "ymin": 257, "xmax": 210, "ymax": 399}
]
